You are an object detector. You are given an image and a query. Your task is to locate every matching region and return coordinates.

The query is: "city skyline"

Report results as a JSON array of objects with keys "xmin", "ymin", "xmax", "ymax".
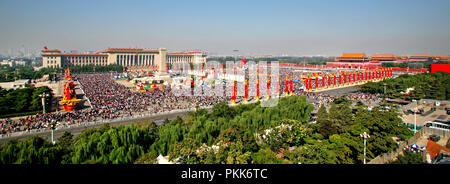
[{"xmin": 1, "ymin": 0, "xmax": 450, "ymax": 57}]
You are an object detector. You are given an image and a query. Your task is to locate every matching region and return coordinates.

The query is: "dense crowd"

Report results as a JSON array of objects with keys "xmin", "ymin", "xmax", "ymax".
[{"xmin": 1, "ymin": 66, "xmax": 383, "ymax": 136}]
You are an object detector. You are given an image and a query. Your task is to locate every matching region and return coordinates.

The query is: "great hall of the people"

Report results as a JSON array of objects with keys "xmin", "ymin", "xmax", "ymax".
[{"xmin": 42, "ymin": 47, "xmax": 207, "ymax": 69}]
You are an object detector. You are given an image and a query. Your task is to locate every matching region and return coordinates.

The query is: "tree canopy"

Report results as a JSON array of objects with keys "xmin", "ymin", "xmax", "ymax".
[
  {"xmin": 360, "ymin": 71, "xmax": 450, "ymax": 100},
  {"xmin": 0, "ymin": 95, "xmax": 413, "ymax": 164}
]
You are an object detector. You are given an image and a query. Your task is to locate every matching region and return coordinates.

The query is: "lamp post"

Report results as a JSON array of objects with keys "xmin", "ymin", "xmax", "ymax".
[
  {"xmin": 52, "ymin": 71, "xmax": 56, "ymax": 83},
  {"xmin": 49, "ymin": 120, "xmax": 56, "ymax": 144},
  {"xmin": 38, "ymin": 92, "xmax": 49, "ymax": 114},
  {"xmin": 384, "ymin": 83, "xmax": 387, "ymax": 107},
  {"xmin": 412, "ymin": 100, "xmax": 417, "ymax": 134},
  {"xmin": 360, "ymin": 132, "xmax": 370, "ymax": 164}
]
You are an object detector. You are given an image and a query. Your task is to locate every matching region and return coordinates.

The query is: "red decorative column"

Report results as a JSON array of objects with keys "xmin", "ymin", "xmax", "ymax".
[
  {"xmin": 256, "ymin": 76, "xmax": 260, "ymax": 101},
  {"xmin": 322, "ymin": 73, "xmax": 325, "ymax": 90},
  {"xmin": 309, "ymin": 76, "xmax": 312, "ymax": 92},
  {"xmin": 379, "ymin": 69, "xmax": 382, "ymax": 80},
  {"xmin": 315, "ymin": 74, "xmax": 319, "ymax": 91},
  {"xmin": 266, "ymin": 77, "xmax": 270, "ymax": 100},
  {"xmin": 333, "ymin": 73, "xmax": 337, "ymax": 88},
  {"xmin": 231, "ymin": 80, "xmax": 236, "ymax": 104},
  {"xmin": 285, "ymin": 76, "xmax": 289, "ymax": 96},
  {"xmin": 328, "ymin": 73, "xmax": 331, "ymax": 89},
  {"xmin": 305, "ymin": 75, "xmax": 309, "ymax": 92},
  {"xmin": 244, "ymin": 79, "xmax": 248, "ymax": 103},
  {"xmin": 364, "ymin": 70, "xmax": 367, "ymax": 82},
  {"xmin": 290, "ymin": 76, "xmax": 293, "ymax": 95}
]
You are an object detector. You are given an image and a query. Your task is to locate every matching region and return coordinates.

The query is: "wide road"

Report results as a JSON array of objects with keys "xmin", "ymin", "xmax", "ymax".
[{"xmin": 0, "ymin": 110, "xmax": 192, "ymax": 145}]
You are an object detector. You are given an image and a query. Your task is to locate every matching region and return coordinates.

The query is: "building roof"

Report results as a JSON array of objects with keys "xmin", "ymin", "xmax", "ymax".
[
  {"xmin": 372, "ymin": 54, "xmax": 395, "ymax": 58},
  {"xmin": 42, "ymin": 53, "xmax": 108, "ymax": 57},
  {"xmin": 435, "ymin": 55, "xmax": 449, "ymax": 58},
  {"xmin": 167, "ymin": 51, "xmax": 206, "ymax": 56},
  {"xmin": 426, "ymin": 140, "xmax": 450, "ymax": 160},
  {"xmin": 100, "ymin": 48, "xmax": 159, "ymax": 53},
  {"xmin": 42, "ymin": 49, "xmax": 61, "ymax": 53},
  {"xmin": 340, "ymin": 53, "xmax": 367, "ymax": 58},
  {"xmin": 410, "ymin": 54, "xmax": 430, "ymax": 58}
]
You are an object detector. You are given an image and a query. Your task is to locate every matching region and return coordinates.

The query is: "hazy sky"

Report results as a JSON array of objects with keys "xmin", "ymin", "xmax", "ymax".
[{"xmin": 0, "ymin": 0, "xmax": 449, "ymax": 56}]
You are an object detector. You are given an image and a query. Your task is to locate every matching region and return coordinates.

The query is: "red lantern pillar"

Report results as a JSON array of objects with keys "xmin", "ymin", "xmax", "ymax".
[
  {"xmin": 256, "ymin": 76, "xmax": 260, "ymax": 102},
  {"xmin": 343, "ymin": 72, "xmax": 347, "ymax": 86},
  {"xmin": 375, "ymin": 69, "xmax": 378, "ymax": 80},
  {"xmin": 285, "ymin": 76, "xmax": 289, "ymax": 96},
  {"xmin": 377, "ymin": 69, "xmax": 380, "ymax": 80},
  {"xmin": 290, "ymin": 76, "xmax": 293, "ymax": 95},
  {"xmin": 305, "ymin": 75, "xmax": 309, "ymax": 92},
  {"xmin": 379, "ymin": 69, "xmax": 382, "ymax": 80},
  {"xmin": 231, "ymin": 80, "xmax": 236, "ymax": 105},
  {"xmin": 315, "ymin": 74, "xmax": 319, "ymax": 91},
  {"xmin": 322, "ymin": 73, "xmax": 325, "ymax": 90},
  {"xmin": 328, "ymin": 73, "xmax": 331, "ymax": 89},
  {"xmin": 266, "ymin": 77, "xmax": 270, "ymax": 100},
  {"xmin": 364, "ymin": 70, "xmax": 367, "ymax": 82},
  {"xmin": 386, "ymin": 68, "xmax": 390, "ymax": 79},
  {"xmin": 339, "ymin": 72, "xmax": 342, "ymax": 87},
  {"xmin": 309, "ymin": 76, "xmax": 312, "ymax": 92},
  {"xmin": 244, "ymin": 79, "xmax": 248, "ymax": 103},
  {"xmin": 333, "ymin": 73, "xmax": 337, "ymax": 88}
]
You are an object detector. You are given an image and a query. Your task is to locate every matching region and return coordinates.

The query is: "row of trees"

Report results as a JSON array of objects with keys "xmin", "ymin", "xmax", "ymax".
[
  {"xmin": 382, "ymin": 60, "xmax": 450, "ymax": 69},
  {"xmin": 0, "ymin": 123, "xmax": 158, "ymax": 164},
  {"xmin": 360, "ymin": 71, "xmax": 450, "ymax": 100},
  {"xmin": 0, "ymin": 86, "xmax": 52, "ymax": 116},
  {"xmin": 0, "ymin": 95, "xmax": 414, "ymax": 164},
  {"xmin": 0, "ymin": 64, "xmax": 124, "ymax": 83},
  {"xmin": 0, "ymin": 65, "xmax": 54, "ymax": 82}
]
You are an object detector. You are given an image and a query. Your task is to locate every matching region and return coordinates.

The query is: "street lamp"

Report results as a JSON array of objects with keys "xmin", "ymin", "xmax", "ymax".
[
  {"xmin": 360, "ymin": 132, "xmax": 370, "ymax": 164},
  {"xmin": 384, "ymin": 83, "xmax": 387, "ymax": 107},
  {"xmin": 52, "ymin": 71, "xmax": 56, "ymax": 83},
  {"xmin": 412, "ymin": 100, "xmax": 417, "ymax": 134},
  {"xmin": 49, "ymin": 120, "xmax": 56, "ymax": 145},
  {"xmin": 38, "ymin": 92, "xmax": 49, "ymax": 114}
]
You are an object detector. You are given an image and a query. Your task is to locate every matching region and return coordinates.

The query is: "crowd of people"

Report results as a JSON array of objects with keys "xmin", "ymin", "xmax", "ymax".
[{"xmin": 1, "ymin": 66, "xmax": 384, "ymax": 136}]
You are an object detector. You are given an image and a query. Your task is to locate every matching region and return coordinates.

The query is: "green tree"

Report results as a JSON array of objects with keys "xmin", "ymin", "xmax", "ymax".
[
  {"xmin": 251, "ymin": 147, "xmax": 284, "ymax": 164},
  {"xmin": 388, "ymin": 151, "xmax": 424, "ymax": 164}
]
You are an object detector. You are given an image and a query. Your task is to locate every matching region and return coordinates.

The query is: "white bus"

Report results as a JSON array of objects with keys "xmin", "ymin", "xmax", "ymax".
[{"xmin": 424, "ymin": 121, "xmax": 450, "ymax": 131}]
